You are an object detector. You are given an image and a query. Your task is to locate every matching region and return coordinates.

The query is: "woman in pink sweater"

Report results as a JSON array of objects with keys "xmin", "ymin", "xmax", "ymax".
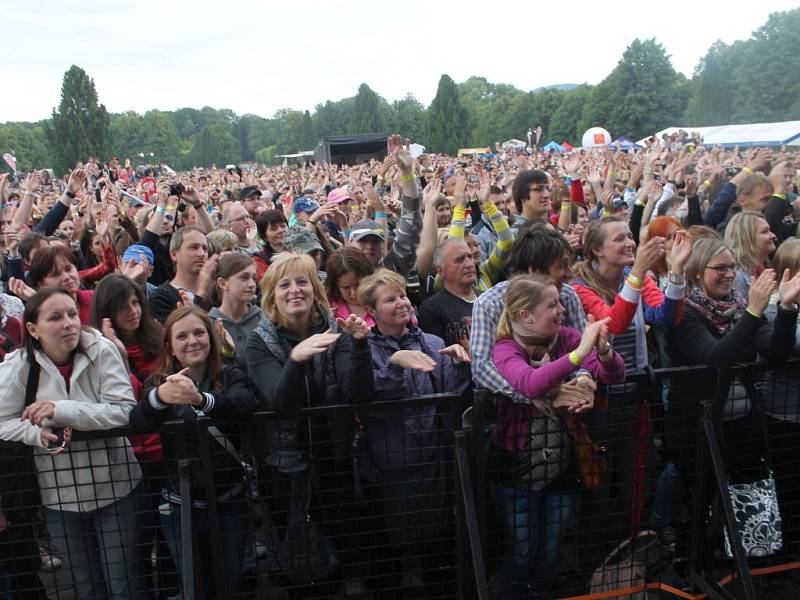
[{"xmin": 489, "ymin": 274, "xmax": 625, "ymax": 598}]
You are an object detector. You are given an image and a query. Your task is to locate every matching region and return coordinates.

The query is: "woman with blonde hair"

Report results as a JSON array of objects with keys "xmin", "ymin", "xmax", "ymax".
[
  {"xmin": 358, "ymin": 267, "xmax": 471, "ymax": 597},
  {"xmin": 244, "ymin": 252, "xmax": 374, "ymax": 594},
  {"xmin": 724, "ymin": 210, "xmax": 777, "ymax": 299},
  {"xmin": 489, "ymin": 274, "xmax": 625, "ymax": 598}
]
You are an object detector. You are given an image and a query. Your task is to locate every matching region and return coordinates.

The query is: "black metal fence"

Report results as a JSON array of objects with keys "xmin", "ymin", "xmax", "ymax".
[{"xmin": 1, "ymin": 364, "xmax": 800, "ymax": 599}]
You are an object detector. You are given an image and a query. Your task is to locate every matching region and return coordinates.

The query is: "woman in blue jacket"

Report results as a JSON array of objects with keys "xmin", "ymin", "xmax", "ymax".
[{"xmin": 358, "ymin": 268, "xmax": 471, "ymax": 597}]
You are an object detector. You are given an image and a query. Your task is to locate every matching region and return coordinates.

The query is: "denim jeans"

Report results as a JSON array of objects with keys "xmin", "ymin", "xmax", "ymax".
[
  {"xmin": 159, "ymin": 493, "xmax": 250, "ymax": 598},
  {"xmin": 43, "ymin": 484, "xmax": 147, "ymax": 600},
  {"xmin": 490, "ymin": 481, "xmax": 575, "ymax": 598}
]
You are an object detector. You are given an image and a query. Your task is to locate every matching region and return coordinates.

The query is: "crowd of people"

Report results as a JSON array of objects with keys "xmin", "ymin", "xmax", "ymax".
[{"xmin": 0, "ymin": 133, "xmax": 799, "ymax": 599}]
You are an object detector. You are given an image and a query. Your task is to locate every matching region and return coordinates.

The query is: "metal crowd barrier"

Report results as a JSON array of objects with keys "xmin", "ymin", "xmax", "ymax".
[{"xmin": 1, "ymin": 364, "xmax": 800, "ymax": 600}]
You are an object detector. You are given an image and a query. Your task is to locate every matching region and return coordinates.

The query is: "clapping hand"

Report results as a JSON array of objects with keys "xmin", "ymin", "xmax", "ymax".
[
  {"xmin": 389, "ymin": 350, "xmax": 437, "ymax": 372},
  {"xmin": 336, "ymin": 314, "xmax": 370, "ymax": 340},
  {"xmin": 290, "ymin": 330, "xmax": 342, "ymax": 363},
  {"xmin": 747, "ymin": 269, "xmax": 777, "ymax": 317},
  {"xmin": 439, "ymin": 344, "xmax": 471, "ymax": 364},
  {"xmin": 777, "ymin": 269, "xmax": 800, "ymax": 311}
]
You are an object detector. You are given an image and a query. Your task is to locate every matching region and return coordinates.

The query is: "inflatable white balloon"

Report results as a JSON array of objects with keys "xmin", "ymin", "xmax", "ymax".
[{"xmin": 581, "ymin": 127, "xmax": 612, "ymax": 148}]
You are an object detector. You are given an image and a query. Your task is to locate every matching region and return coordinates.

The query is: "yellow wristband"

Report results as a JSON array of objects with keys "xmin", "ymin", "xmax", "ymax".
[
  {"xmin": 399, "ymin": 173, "xmax": 416, "ymax": 182},
  {"xmin": 745, "ymin": 308, "xmax": 762, "ymax": 319},
  {"xmin": 703, "ymin": 179, "xmax": 712, "ymax": 188},
  {"xmin": 568, "ymin": 351, "xmax": 582, "ymax": 367},
  {"xmin": 560, "ymin": 203, "xmax": 571, "ymax": 213},
  {"xmin": 221, "ymin": 346, "xmax": 235, "ymax": 358},
  {"xmin": 742, "ymin": 167, "xmax": 754, "ymax": 175},
  {"xmin": 774, "ymin": 193, "xmax": 786, "ymax": 201}
]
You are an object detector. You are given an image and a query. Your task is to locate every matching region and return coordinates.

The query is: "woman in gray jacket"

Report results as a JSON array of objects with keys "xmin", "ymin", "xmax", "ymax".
[{"xmin": 0, "ymin": 288, "xmax": 146, "ymax": 600}]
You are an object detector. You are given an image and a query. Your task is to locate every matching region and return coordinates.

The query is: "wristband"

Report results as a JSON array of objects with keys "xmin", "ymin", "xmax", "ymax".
[
  {"xmin": 560, "ymin": 203, "xmax": 571, "ymax": 213},
  {"xmin": 703, "ymin": 179, "xmax": 712, "ymax": 188},
  {"xmin": 155, "ymin": 206, "xmax": 166, "ymax": 215},
  {"xmin": 568, "ymin": 351, "xmax": 582, "ymax": 367},
  {"xmin": 374, "ymin": 211, "xmax": 386, "ymax": 219},
  {"xmin": 774, "ymin": 193, "xmax": 786, "ymax": 201},
  {"xmin": 65, "ymin": 190, "xmax": 76, "ymax": 199},
  {"xmin": 221, "ymin": 346, "xmax": 235, "ymax": 358},
  {"xmin": 626, "ymin": 273, "xmax": 643, "ymax": 288},
  {"xmin": 399, "ymin": 173, "xmax": 416, "ymax": 182},
  {"xmin": 742, "ymin": 167, "xmax": 754, "ymax": 175},
  {"xmin": 746, "ymin": 307, "xmax": 762, "ymax": 319},
  {"xmin": 23, "ymin": 190, "xmax": 34, "ymax": 197}
]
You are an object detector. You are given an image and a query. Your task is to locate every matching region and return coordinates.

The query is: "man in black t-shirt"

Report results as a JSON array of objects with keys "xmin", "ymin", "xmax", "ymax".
[{"xmin": 417, "ymin": 239, "xmax": 476, "ymax": 348}]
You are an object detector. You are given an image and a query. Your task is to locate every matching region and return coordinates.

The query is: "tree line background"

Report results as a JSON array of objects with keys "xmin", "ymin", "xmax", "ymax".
[{"xmin": 2, "ymin": 9, "xmax": 798, "ymax": 173}]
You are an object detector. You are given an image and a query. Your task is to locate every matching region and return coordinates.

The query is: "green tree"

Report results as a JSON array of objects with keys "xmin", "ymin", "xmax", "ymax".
[
  {"xmin": 300, "ymin": 110, "xmax": 315, "ymax": 149},
  {"xmin": 46, "ymin": 65, "xmax": 110, "ymax": 172},
  {"xmin": 683, "ymin": 41, "xmax": 742, "ymax": 125},
  {"xmin": 548, "ymin": 85, "xmax": 592, "ymax": 144},
  {"xmin": 393, "ymin": 94, "xmax": 427, "ymax": 143},
  {"xmin": 313, "ymin": 99, "xmax": 354, "ymax": 138},
  {"xmin": 0, "ymin": 123, "xmax": 52, "ymax": 171},
  {"xmin": 189, "ymin": 122, "xmax": 240, "ymax": 167},
  {"xmin": 272, "ymin": 108, "xmax": 306, "ymax": 154},
  {"xmin": 731, "ymin": 9, "xmax": 800, "ymax": 122},
  {"xmin": 580, "ymin": 39, "xmax": 687, "ymax": 140},
  {"xmin": 426, "ymin": 74, "xmax": 469, "ymax": 154},
  {"xmin": 458, "ymin": 77, "xmax": 525, "ymax": 146},
  {"xmin": 349, "ymin": 84, "xmax": 386, "ymax": 133},
  {"xmin": 111, "ymin": 110, "xmax": 180, "ymax": 166}
]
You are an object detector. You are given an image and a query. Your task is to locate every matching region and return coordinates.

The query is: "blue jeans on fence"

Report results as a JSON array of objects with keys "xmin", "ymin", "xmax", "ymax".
[
  {"xmin": 490, "ymin": 481, "xmax": 575, "ymax": 598},
  {"xmin": 159, "ymin": 493, "xmax": 250, "ymax": 598},
  {"xmin": 43, "ymin": 484, "xmax": 148, "ymax": 600}
]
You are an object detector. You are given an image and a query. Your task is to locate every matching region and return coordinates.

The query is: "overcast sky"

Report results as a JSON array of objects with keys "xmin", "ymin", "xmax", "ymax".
[{"xmin": 2, "ymin": 0, "xmax": 796, "ymax": 123}]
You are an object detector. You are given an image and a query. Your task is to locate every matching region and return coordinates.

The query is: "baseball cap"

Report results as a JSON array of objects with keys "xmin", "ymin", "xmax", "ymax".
[
  {"xmin": 349, "ymin": 219, "xmax": 385, "ymax": 242},
  {"xmin": 326, "ymin": 187, "xmax": 353, "ymax": 204},
  {"xmin": 293, "ymin": 196, "xmax": 320, "ymax": 215},
  {"xmin": 283, "ymin": 227, "xmax": 323, "ymax": 254},
  {"xmin": 121, "ymin": 244, "xmax": 155, "ymax": 266},
  {"xmin": 239, "ymin": 186, "xmax": 262, "ymax": 201}
]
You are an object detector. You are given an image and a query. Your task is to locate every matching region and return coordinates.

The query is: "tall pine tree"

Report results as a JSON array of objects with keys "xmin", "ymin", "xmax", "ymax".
[
  {"xmin": 46, "ymin": 65, "xmax": 110, "ymax": 173},
  {"xmin": 349, "ymin": 84, "xmax": 386, "ymax": 133},
  {"xmin": 426, "ymin": 75, "xmax": 468, "ymax": 155}
]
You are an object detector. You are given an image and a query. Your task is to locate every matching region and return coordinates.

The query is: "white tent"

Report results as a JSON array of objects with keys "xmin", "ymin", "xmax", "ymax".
[
  {"xmin": 409, "ymin": 143, "xmax": 427, "ymax": 158},
  {"xmin": 639, "ymin": 120, "xmax": 800, "ymax": 148},
  {"xmin": 502, "ymin": 138, "xmax": 527, "ymax": 149}
]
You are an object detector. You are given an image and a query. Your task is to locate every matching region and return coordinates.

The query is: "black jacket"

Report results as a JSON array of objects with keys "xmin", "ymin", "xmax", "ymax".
[
  {"xmin": 130, "ymin": 364, "xmax": 259, "ymax": 504},
  {"xmin": 245, "ymin": 309, "xmax": 374, "ymax": 464}
]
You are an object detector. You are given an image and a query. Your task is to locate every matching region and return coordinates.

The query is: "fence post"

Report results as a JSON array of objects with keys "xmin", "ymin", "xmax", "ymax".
[
  {"xmin": 196, "ymin": 418, "xmax": 230, "ymax": 600},
  {"xmin": 178, "ymin": 457, "xmax": 197, "ymax": 600},
  {"xmin": 454, "ymin": 430, "xmax": 490, "ymax": 600},
  {"xmin": 690, "ymin": 369, "xmax": 758, "ymax": 600}
]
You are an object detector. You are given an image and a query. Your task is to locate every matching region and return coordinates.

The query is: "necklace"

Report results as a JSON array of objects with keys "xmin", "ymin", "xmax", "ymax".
[{"xmin": 449, "ymin": 289, "xmax": 477, "ymax": 303}]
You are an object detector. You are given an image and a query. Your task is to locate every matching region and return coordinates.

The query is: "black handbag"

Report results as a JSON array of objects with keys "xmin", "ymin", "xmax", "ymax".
[
  {"xmin": 0, "ymin": 361, "xmax": 42, "ymax": 524},
  {"xmin": 276, "ymin": 470, "xmax": 339, "ymax": 585}
]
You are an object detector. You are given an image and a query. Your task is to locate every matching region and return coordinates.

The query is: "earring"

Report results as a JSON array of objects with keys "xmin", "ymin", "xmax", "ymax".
[{"xmin": 526, "ymin": 319, "xmax": 533, "ymax": 324}]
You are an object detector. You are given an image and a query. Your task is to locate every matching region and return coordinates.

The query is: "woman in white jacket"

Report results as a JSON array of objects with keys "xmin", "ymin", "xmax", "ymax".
[{"xmin": 0, "ymin": 288, "xmax": 146, "ymax": 599}]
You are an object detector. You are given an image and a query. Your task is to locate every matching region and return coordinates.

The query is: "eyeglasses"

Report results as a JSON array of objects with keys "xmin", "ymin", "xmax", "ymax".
[{"xmin": 705, "ymin": 263, "xmax": 737, "ymax": 274}]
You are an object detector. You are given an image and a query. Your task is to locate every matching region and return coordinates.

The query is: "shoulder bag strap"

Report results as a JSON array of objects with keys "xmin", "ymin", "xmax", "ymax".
[{"xmin": 24, "ymin": 360, "xmax": 41, "ymax": 407}]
